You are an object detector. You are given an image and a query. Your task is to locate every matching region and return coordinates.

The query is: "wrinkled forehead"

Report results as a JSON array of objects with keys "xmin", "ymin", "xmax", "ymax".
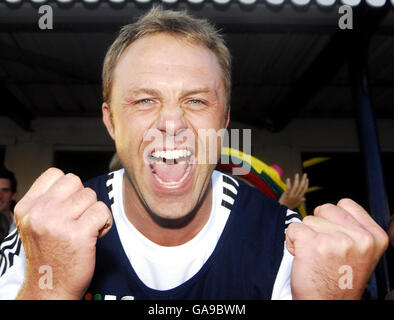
[{"xmin": 111, "ymin": 34, "xmax": 225, "ymax": 98}]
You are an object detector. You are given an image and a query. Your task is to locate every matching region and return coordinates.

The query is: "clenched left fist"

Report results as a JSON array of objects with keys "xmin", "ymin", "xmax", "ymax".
[
  {"xmin": 286, "ymin": 198, "xmax": 389, "ymax": 300},
  {"xmin": 15, "ymin": 168, "xmax": 113, "ymax": 300}
]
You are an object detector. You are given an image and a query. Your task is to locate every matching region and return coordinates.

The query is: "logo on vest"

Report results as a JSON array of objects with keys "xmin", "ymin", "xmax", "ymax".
[{"xmin": 84, "ymin": 293, "xmax": 135, "ymax": 300}]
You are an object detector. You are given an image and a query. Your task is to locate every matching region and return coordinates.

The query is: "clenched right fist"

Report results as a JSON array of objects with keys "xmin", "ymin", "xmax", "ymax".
[{"xmin": 14, "ymin": 168, "xmax": 113, "ymax": 300}]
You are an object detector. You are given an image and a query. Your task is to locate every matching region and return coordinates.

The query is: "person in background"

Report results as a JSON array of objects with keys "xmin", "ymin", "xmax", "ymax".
[
  {"xmin": 279, "ymin": 173, "xmax": 309, "ymax": 210},
  {"xmin": 0, "ymin": 167, "xmax": 17, "ymax": 241}
]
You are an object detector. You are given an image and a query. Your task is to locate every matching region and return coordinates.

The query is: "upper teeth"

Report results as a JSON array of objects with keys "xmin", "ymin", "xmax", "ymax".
[{"xmin": 151, "ymin": 149, "xmax": 191, "ymax": 160}]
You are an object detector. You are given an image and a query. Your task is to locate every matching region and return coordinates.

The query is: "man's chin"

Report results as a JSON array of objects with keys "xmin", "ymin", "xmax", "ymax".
[
  {"xmin": 146, "ymin": 207, "xmax": 199, "ymax": 229},
  {"xmin": 143, "ymin": 190, "xmax": 211, "ymax": 229}
]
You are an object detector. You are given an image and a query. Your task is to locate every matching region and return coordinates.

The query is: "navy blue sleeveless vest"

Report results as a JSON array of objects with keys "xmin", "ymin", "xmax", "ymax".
[{"xmin": 83, "ymin": 172, "xmax": 288, "ymax": 300}]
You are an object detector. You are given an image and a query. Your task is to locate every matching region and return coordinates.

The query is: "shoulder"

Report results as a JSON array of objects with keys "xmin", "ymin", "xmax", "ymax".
[
  {"xmin": 225, "ymin": 172, "xmax": 287, "ymax": 216},
  {"xmin": 84, "ymin": 170, "xmax": 116, "ymax": 190},
  {"xmin": 84, "ymin": 170, "xmax": 122, "ymax": 208},
  {"xmin": 215, "ymin": 170, "xmax": 302, "ymax": 236},
  {"xmin": 213, "ymin": 172, "xmax": 300, "ymax": 298}
]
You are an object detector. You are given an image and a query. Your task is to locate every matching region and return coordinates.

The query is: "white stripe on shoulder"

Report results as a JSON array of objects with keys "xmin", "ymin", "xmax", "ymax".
[
  {"xmin": 0, "ymin": 229, "xmax": 18, "ymax": 249},
  {"xmin": 284, "ymin": 209, "xmax": 302, "ymax": 233},
  {"xmin": 106, "ymin": 170, "xmax": 119, "ymax": 206},
  {"xmin": 0, "ymin": 230, "xmax": 22, "ymax": 277},
  {"xmin": 222, "ymin": 173, "xmax": 239, "ymax": 187}
]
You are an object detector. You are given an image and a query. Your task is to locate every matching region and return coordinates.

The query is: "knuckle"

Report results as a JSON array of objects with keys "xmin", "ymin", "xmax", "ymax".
[
  {"xmin": 376, "ymin": 228, "xmax": 389, "ymax": 251},
  {"xmin": 337, "ymin": 198, "xmax": 353, "ymax": 207},
  {"xmin": 314, "ymin": 203, "xmax": 334, "ymax": 217},
  {"xmin": 358, "ymin": 230, "xmax": 374, "ymax": 248},
  {"xmin": 83, "ymin": 187, "xmax": 97, "ymax": 202},
  {"xmin": 97, "ymin": 201, "xmax": 112, "ymax": 222},
  {"xmin": 25, "ymin": 209, "xmax": 46, "ymax": 234},
  {"xmin": 25, "ymin": 199, "xmax": 59, "ymax": 231},
  {"xmin": 95, "ymin": 201, "xmax": 109, "ymax": 213},
  {"xmin": 65, "ymin": 173, "xmax": 83, "ymax": 187},
  {"xmin": 46, "ymin": 167, "xmax": 64, "ymax": 175},
  {"xmin": 45, "ymin": 167, "xmax": 65, "ymax": 179},
  {"xmin": 14, "ymin": 201, "xmax": 25, "ymax": 219},
  {"xmin": 301, "ymin": 215, "xmax": 314, "ymax": 225},
  {"xmin": 286, "ymin": 222, "xmax": 296, "ymax": 232},
  {"xmin": 286, "ymin": 220, "xmax": 303, "ymax": 236},
  {"xmin": 332, "ymin": 232, "xmax": 354, "ymax": 254},
  {"xmin": 352, "ymin": 230, "xmax": 376, "ymax": 257},
  {"xmin": 315, "ymin": 235, "xmax": 331, "ymax": 255}
]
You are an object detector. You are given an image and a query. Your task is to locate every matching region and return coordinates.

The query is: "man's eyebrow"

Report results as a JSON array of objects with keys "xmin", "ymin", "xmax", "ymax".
[
  {"xmin": 123, "ymin": 88, "xmax": 161, "ymax": 98},
  {"xmin": 124, "ymin": 87, "xmax": 219, "ymax": 100},
  {"xmin": 180, "ymin": 87, "xmax": 219, "ymax": 99}
]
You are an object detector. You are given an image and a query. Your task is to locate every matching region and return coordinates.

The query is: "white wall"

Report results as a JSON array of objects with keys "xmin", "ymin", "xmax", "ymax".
[{"xmin": 1, "ymin": 116, "xmax": 394, "ymax": 200}]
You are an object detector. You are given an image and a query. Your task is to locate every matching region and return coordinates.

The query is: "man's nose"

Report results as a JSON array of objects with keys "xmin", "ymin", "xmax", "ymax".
[{"xmin": 156, "ymin": 104, "xmax": 188, "ymax": 136}]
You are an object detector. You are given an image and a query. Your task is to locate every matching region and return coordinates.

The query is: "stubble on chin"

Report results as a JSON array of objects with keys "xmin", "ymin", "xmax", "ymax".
[{"xmin": 123, "ymin": 167, "xmax": 212, "ymax": 229}]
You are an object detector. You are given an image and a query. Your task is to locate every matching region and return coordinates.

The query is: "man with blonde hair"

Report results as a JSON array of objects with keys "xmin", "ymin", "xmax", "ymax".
[{"xmin": 0, "ymin": 7, "xmax": 388, "ymax": 300}]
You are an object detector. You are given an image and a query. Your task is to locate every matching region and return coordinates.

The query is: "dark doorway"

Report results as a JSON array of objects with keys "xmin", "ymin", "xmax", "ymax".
[
  {"xmin": 302, "ymin": 152, "xmax": 394, "ymax": 216},
  {"xmin": 302, "ymin": 151, "xmax": 394, "ymax": 294},
  {"xmin": 53, "ymin": 150, "xmax": 115, "ymax": 183}
]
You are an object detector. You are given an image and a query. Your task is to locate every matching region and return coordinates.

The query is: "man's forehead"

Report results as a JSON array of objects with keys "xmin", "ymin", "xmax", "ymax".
[
  {"xmin": 110, "ymin": 33, "xmax": 226, "ymax": 105},
  {"xmin": 121, "ymin": 33, "xmax": 213, "ymax": 60},
  {"xmin": 114, "ymin": 34, "xmax": 222, "ymax": 79},
  {"xmin": 114, "ymin": 64, "xmax": 224, "ymax": 103}
]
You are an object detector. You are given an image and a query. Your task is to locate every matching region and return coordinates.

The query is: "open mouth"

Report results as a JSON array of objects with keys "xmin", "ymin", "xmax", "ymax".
[{"xmin": 147, "ymin": 148, "xmax": 194, "ymax": 187}]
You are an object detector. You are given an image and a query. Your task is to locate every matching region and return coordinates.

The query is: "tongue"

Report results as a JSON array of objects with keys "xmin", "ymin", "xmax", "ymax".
[{"xmin": 151, "ymin": 160, "xmax": 189, "ymax": 183}]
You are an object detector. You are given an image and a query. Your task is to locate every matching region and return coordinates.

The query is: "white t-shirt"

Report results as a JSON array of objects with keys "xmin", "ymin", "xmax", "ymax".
[{"xmin": 0, "ymin": 169, "xmax": 298, "ymax": 299}]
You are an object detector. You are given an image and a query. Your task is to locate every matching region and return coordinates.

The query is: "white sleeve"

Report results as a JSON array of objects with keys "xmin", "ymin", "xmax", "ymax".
[
  {"xmin": 271, "ymin": 244, "xmax": 294, "ymax": 300},
  {"xmin": 270, "ymin": 209, "xmax": 303, "ymax": 300},
  {"xmin": 0, "ymin": 230, "xmax": 26, "ymax": 300}
]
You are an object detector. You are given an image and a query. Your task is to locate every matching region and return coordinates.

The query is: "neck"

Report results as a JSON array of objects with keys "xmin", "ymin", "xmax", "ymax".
[{"xmin": 122, "ymin": 174, "xmax": 212, "ymax": 247}]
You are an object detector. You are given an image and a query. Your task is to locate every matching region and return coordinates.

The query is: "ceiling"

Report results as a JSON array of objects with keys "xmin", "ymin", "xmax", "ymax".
[{"xmin": 0, "ymin": 0, "xmax": 394, "ymax": 132}]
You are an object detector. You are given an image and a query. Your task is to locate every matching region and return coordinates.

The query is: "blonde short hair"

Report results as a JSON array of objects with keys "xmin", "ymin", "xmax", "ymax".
[{"xmin": 102, "ymin": 6, "xmax": 232, "ymax": 107}]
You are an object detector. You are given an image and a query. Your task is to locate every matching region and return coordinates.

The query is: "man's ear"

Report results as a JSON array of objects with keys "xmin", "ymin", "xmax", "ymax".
[
  {"xmin": 11, "ymin": 192, "xmax": 17, "ymax": 201},
  {"xmin": 102, "ymin": 102, "xmax": 115, "ymax": 140},
  {"xmin": 224, "ymin": 106, "xmax": 230, "ymax": 129}
]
